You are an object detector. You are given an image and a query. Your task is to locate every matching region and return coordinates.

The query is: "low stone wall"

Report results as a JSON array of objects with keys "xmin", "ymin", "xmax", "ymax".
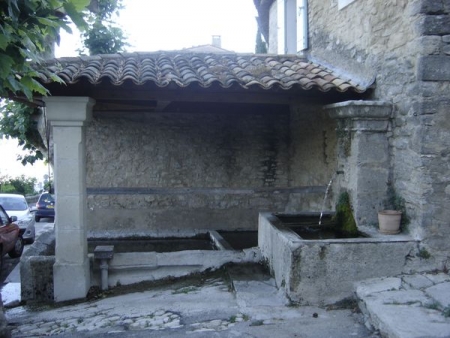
[
  {"xmin": 258, "ymin": 212, "xmax": 419, "ymax": 305},
  {"xmin": 20, "ymin": 230, "xmax": 55, "ymax": 303}
]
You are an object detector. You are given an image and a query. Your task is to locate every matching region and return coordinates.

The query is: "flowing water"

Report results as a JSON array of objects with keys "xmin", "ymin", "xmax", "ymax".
[{"xmin": 319, "ymin": 175, "xmax": 334, "ymax": 225}]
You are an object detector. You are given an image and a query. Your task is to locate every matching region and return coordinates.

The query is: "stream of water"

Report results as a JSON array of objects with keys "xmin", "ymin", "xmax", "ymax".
[{"xmin": 319, "ymin": 175, "xmax": 335, "ymax": 225}]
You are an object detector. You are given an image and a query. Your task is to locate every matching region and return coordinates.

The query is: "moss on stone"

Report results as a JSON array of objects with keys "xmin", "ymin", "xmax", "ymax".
[{"xmin": 333, "ymin": 192, "xmax": 358, "ymax": 235}]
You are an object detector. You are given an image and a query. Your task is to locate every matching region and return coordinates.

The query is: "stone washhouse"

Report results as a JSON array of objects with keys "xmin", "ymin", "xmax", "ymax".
[{"xmin": 16, "ymin": 0, "xmax": 450, "ymax": 303}]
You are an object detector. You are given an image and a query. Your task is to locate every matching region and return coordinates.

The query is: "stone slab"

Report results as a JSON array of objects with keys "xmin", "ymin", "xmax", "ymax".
[
  {"xmin": 356, "ymin": 277, "xmax": 402, "ymax": 297},
  {"xmin": 418, "ymin": 56, "xmax": 450, "ymax": 81},
  {"xmin": 424, "ymin": 273, "xmax": 450, "ymax": 284},
  {"xmin": 368, "ymin": 289, "xmax": 431, "ymax": 306},
  {"xmin": 402, "ymin": 274, "xmax": 434, "ymax": 290},
  {"xmin": 357, "ymin": 276, "xmax": 450, "ymax": 338},
  {"xmin": 363, "ymin": 301, "xmax": 450, "ymax": 338},
  {"xmin": 425, "ymin": 283, "xmax": 450, "ymax": 306},
  {"xmin": 421, "ymin": 15, "xmax": 450, "ymax": 35}
]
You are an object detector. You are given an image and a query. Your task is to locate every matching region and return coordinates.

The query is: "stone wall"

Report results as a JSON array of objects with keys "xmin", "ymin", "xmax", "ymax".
[
  {"xmin": 86, "ymin": 104, "xmax": 334, "ymax": 235},
  {"xmin": 286, "ymin": 103, "xmax": 338, "ymax": 212},
  {"xmin": 304, "ymin": 0, "xmax": 450, "ymax": 262}
]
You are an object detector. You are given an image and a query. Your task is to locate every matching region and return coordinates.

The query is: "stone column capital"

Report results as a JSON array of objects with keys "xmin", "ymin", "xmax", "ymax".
[
  {"xmin": 43, "ymin": 97, "xmax": 95, "ymax": 126},
  {"xmin": 324, "ymin": 100, "xmax": 393, "ymax": 120},
  {"xmin": 324, "ymin": 100, "xmax": 393, "ymax": 132}
]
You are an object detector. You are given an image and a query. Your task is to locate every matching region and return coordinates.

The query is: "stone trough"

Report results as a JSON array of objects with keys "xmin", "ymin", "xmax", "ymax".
[
  {"xmin": 258, "ymin": 212, "xmax": 419, "ymax": 306},
  {"xmin": 89, "ymin": 231, "xmax": 261, "ymax": 288},
  {"xmin": 20, "ymin": 230, "xmax": 260, "ymax": 303}
]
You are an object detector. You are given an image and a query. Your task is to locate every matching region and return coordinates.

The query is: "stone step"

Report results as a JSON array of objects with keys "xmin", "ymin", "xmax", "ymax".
[
  {"xmin": 227, "ymin": 263, "xmax": 289, "ymax": 308},
  {"xmin": 355, "ymin": 274, "xmax": 450, "ymax": 338}
]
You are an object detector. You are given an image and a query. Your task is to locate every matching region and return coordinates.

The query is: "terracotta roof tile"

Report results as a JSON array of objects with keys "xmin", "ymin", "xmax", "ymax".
[{"xmin": 37, "ymin": 52, "xmax": 369, "ymax": 93}]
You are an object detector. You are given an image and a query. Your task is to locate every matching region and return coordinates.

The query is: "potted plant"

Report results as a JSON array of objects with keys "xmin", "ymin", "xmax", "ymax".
[
  {"xmin": 378, "ymin": 187, "xmax": 407, "ymax": 234},
  {"xmin": 378, "ymin": 210, "xmax": 402, "ymax": 234}
]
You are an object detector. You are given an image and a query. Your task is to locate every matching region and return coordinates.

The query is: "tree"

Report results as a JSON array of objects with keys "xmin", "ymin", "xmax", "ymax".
[
  {"xmin": 0, "ymin": 0, "xmax": 89, "ymax": 100},
  {"xmin": 1, "ymin": 175, "xmax": 37, "ymax": 195},
  {"xmin": 81, "ymin": 0, "xmax": 128, "ymax": 55},
  {"xmin": 0, "ymin": 101, "xmax": 46, "ymax": 165},
  {"xmin": 0, "ymin": 0, "xmax": 128, "ymax": 165}
]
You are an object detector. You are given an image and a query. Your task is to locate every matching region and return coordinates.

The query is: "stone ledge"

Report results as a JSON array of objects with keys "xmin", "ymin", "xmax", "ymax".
[{"xmin": 324, "ymin": 100, "xmax": 392, "ymax": 120}]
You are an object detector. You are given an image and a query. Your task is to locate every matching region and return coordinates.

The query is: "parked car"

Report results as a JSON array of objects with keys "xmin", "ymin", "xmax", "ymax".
[
  {"xmin": 0, "ymin": 205, "xmax": 24, "ymax": 264},
  {"xmin": 0, "ymin": 193, "xmax": 36, "ymax": 244},
  {"xmin": 35, "ymin": 192, "xmax": 55, "ymax": 223}
]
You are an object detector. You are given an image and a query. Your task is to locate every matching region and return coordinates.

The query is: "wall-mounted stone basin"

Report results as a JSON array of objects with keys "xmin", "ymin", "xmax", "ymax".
[
  {"xmin": 88, "ymin": 235, "xmax": 216, "ymax": 253},
  {"xmin": 89, "ymin": 232, "xmax": 261, "ymax": 288},
  {"xmin": 22, "ymin": 231, "xmax": 261, "ymax": 303},
  {"xmin": 258, "ymin": 212, "xmax": 418, "ymax": 306},
  {"xmin": 274, "ymin": 213, "xmax": 368, "ymax": 240}
]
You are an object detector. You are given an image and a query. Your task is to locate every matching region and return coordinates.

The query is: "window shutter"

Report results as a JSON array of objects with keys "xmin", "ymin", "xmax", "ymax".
[
  {"xmin": 277, "ymin": 0, "xmax": 286, "ymax": 54},
  {"xmin": 297, "ymin": 0, "xmax": 308, "ymax": 51}
]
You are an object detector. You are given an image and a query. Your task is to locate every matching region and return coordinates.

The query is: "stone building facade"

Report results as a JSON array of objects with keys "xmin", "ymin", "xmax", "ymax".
[
  {"xmin": 85, "ymin": 101, "xmax": 338, "ymax": 235},
  {"xmin": 256, "ymin": 0, "xmax": 450, "ymax": 265},
  {"xmin": 34, "ymin": 52, "xmax": 365, "ymax": 300}
]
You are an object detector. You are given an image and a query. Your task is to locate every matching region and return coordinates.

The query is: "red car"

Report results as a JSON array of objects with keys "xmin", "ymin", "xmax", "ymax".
[{"xmin": 0, "ymin": 205, "xmax": 24, "ymax": 267}]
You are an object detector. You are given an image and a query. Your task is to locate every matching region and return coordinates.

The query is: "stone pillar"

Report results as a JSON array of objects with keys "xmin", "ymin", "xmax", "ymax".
[
  {"xmin": 324, "ymin": 101, "xmax": 392, "ymax": 226},
  {"xmin": 43, "ymin": 97, "xmax": 95, "ymax": 302}
]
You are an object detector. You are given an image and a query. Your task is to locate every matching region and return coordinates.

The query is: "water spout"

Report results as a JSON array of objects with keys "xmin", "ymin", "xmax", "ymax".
[{"xmin": 319, "ymin": 175, "xmax": 335, "ymax": 225}]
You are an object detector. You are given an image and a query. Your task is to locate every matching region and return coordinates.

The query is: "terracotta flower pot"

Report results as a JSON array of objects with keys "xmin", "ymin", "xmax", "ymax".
[{"xmin": 378, "ymin": 210, "xmax": 402, "ymax": 234}]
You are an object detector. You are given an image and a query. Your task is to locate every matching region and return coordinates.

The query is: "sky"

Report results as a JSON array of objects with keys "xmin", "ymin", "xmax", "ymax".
[
  {"xmin": 56, "ymin": 0, "xmax": 258, "ymax": 56},
  {"xmin": 0, "ymin": 0, "xmax": 258, "ymax": 182}
]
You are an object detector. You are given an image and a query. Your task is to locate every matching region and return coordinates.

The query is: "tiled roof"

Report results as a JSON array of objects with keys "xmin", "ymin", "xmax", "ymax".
[{"xmin": 37, "ymin": 52, "xmax": 368, "ymax": 93}]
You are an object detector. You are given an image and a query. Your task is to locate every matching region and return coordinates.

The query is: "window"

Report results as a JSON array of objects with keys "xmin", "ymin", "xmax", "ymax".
[
  {"xmin": 277, "ymin": 0, "xmax": 308, "ymax": 54},
  {"xmin": 0, "ymin": 208, "xmax": 8, "ymax": 226}
]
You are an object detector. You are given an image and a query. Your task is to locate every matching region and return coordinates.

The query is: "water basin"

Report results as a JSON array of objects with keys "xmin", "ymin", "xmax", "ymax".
[
  {"xmin": 217, "ymin": 231, "xmax": 258, "ymax": 250},
  {"xmin": 88, "ymin": 234, "xmax": 215, "ymax": 253},
  {"xmin": 274, "ymin": 213, "xmax": 367, "ymax": 239}
]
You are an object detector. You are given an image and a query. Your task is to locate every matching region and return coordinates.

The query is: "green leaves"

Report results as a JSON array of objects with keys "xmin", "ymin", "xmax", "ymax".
[
  {"xmin": 80, "ymin": 0, "xmax": 128, "ymax": 55},
  {"xmin": 0, "ymin": 100, "xmax": 47, "ymax": 166},
  {"xmin": 0, "ymin": 0, "xmax": 89, "ymax": 100}
]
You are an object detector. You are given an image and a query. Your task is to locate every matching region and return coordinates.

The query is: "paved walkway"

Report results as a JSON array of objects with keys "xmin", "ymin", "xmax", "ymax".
[
  {"xmin": 5, "ymin": 266, "xmax": 376, "ymax": 338},
  {"xmin": 2, "ymin": 222, "xmax": 450, "ymax": 337},
  {"xmin": 356, "ymin": 272, "xmax": 450, "ymax": 338}
]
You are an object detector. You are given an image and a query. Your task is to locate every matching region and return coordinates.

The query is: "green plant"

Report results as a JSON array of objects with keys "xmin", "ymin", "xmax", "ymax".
[
  {"xmin": 172, "ymin": 286, "xmax": 197, "ymax": 295},
  {"xmin": 442, "ymin": 305, "xmax": 450, "ymax": 317},
  {"xmin": 0, "ymin": 0, "xmax": 89, "ymax": 100},
  {"xmin": 424, "ymin": 301, "xmax": 441, "ymax": 310},
  {"xmin": 80, "ymin": 0, "xmax": 129, "ymax": 55},
  {"xmin": 383, "ymin": 186, "xmax": 410, "ymax": 231},
  {"xmin": 250, "ymin": 320, "xmax": 264, "ymax": 326},
  {"xmin": 333, "ymin": 191, "xmax": 358, "ymax": 235},
  {"xmin": 417, "ymin": 248, "xmax": 431, "ymax": 259},
  {"xmin": 0, "ymin": 102, "xmax": 47, "ymax": 165}
]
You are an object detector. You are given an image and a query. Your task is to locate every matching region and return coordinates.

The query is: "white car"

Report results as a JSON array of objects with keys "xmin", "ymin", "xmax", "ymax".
[{"xmin": 0, "ymin": 193, "xmax": 36, "ymax": 244}]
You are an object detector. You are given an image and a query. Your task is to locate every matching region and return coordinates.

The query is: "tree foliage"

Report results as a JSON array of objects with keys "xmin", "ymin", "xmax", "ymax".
[
  {"xmin": 0, "ymin": 0, "xmax": 128, "ymax": 166},
  {"xmin": 0, "ymin": 101, "xmax": 46, "ymax": 165},
  {"xmin": 81, "ymin": 0, "xmax": 128, "ymax": 55},
  {"xmin": 0, "ymin": 175, "xmax": 37, "ymax": 195},
  {"xmin": 0, "ymin": 0, "xmax": 90, "ymax": 100}
]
